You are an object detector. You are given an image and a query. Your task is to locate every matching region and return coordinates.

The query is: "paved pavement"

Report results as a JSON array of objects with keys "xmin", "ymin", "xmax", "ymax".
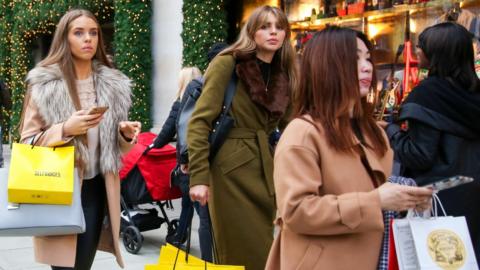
[{"xmin": 0, "ymin": 144, "xmax": 202, "ymax": 270}]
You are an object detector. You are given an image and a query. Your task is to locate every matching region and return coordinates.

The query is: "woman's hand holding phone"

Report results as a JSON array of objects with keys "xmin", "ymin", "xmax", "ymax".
[
  {"xmin": 378, "ymin": 182, "xmax": 433, "ymax": 212},
  {"xmin": 63, "ymin": 109, "xmax": 104, "ymax": 137}
]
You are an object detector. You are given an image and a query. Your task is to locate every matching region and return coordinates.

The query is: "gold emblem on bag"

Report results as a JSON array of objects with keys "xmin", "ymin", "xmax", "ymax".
[{"xmin": 427, "ymin": 229, "xmax": 466, "ymax": 269}]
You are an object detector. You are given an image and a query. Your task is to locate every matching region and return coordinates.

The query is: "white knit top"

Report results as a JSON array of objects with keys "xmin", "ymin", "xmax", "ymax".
[{"xmin": 77, "ymin": 76, "xmax": 100, "ymax": 179}]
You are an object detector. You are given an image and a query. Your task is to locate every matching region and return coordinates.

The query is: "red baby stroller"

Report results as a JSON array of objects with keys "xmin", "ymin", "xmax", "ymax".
[{"xmin": 119, "ymin": 132, "xmax": 182, "ymax": 254}]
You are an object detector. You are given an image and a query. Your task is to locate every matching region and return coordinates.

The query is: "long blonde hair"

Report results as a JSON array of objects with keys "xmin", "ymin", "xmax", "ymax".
[
  {"xmin": 177, "ymin": 67, "xmax": 202, "ymax": 99},
  {"xmin": 38, "ymin": 8, "xmax": 111, "ymax": 110},
  {"xmin": 220, "ymin": 5, "xmax": 298, "ymax": 93}
]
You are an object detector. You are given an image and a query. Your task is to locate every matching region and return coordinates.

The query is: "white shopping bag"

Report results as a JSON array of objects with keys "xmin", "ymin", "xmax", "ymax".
[
  {"xmin": 392, "ymin": 195, "xmax": 478, "ymax": 270},
  {"xmin": 410, "ymin": 216, "xmax": 478, "ymax": 270}
]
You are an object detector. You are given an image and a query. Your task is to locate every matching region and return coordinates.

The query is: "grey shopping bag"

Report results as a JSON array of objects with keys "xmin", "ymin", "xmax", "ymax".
[{"xmin": 0, "ymin": 168, "xmax": 85, "ymax": 236}]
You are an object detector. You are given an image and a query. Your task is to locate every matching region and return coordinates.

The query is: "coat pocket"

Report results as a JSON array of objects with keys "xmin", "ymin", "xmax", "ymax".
[
  {"xmin": 295, "ymin": 241, "xmax": 323, "ymax": 270},
  {"xmin": 219, "ymin": 146, "xmax": 255, "ymax": 175}
]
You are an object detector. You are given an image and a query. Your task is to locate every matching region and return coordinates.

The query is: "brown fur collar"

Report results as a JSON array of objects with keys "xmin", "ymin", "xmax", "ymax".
[{"xmin": 234, "ymin": 51, "xmax": 290, "ymax": 119}]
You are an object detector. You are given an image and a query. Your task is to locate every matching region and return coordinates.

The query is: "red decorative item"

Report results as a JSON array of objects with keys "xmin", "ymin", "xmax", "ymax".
[
  {"xmin": 348, "ymin": 2, "xmax": 365, "ymax": 15},
  {"xmin": 120, "ymin": 132, "xmax": 181, "ymax": 201},
  {"xmin": 400, "ymin": 12, "xmax": 421, "ymax": 102},
  {"xmin": 301, "ymin": 33, "xmax": 313, "ymax": 45},
  {"xmin": 401, "ymin": 40, "xmax": 419, "ymax": 101},
  {"xmin": 337, "ymin": 8, "xmax": 347, "ymax": 16}
]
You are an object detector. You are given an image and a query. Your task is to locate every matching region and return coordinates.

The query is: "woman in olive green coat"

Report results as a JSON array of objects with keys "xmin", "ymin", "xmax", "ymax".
[{"xmin": 187, "ymin": 6, "xmax": 298, "ymax": 270}]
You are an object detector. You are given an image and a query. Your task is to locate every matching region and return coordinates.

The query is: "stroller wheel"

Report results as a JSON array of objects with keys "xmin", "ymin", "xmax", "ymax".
[
  {"xmin": 167, "ymin": 219, "xmax": 180, "ymax": 237},
  {"xmin": 123, "ymin": 225, "xmax": 143, "ymax": 254}
]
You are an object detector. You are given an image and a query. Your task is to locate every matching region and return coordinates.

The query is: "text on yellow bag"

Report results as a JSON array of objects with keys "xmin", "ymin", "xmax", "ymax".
[{"xmin": 8, "ymin": 143, "xmax": 75, "ymax": 205}]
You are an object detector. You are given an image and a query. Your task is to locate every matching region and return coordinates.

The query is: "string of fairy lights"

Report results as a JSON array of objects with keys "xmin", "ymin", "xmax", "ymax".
[
  {"xmin": 114, "ymin": 0, "xmax": 152, "ymax": 130},
  {"xmin": 0, "ymin": 0, "xmax": 13, "ymax": 142},
  {"xmin": 182, "ymin": 0, "xmax": 227, "ymax": 71},
  {"xmin": 0, "ymin": 0, "xmax": 153, "ymax": 141}
]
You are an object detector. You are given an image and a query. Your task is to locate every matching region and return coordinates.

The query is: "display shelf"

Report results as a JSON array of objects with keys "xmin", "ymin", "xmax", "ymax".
[{"xmin": 290, "ymin": 0, "xmax": 479, "ymax": 31}]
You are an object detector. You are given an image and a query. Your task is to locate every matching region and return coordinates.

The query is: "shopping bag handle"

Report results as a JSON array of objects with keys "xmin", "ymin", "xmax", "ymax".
[
  {"xmin": 30, "ymin": 131, "xmax": 46, "ymax": 149},
  {"xmin": 206, "ymin": 205, "xmax": 219, "ymax": 263},
  {"xmin": 408, "ymin": 193, "xmax": 447, "ymax": 218},
  {"xmin": 432, "ymin": 193, "xmax": 447, "ymax": 217},
  {"xmin": 172, "ymin": 203, "xmax": 219, "ymax": 270},
  {"xmin": 172, "ymin": 206, "xmax": 206, "ymax": 269}
]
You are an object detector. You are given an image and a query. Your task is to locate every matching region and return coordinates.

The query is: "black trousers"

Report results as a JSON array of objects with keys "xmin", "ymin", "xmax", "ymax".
[{"xmin": 52, "ymin": 174, "xmax": 106, "ymax": 270}]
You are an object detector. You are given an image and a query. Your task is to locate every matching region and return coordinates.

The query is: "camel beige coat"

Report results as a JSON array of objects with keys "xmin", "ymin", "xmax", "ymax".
[
  {"xmin": 20, "ymin": 102, "xmax": 133, "ymax": 268},
  {"xmin": 266, "ymin": 116, "xmax": 393, "ymax": 270},
  {"xmin": 20, "ymin": 63, "xmax": 134, "ymax": 268}
]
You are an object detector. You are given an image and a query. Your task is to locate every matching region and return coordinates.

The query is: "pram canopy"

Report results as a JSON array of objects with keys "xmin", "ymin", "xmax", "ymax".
[{"xmin": 120, "ymin": 132, "xmax": 181, "ymax": 202}]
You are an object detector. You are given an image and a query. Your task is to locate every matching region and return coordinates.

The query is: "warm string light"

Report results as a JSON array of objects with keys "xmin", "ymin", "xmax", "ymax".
[
  {"xmin": 182, "ymin": 0, "xmax": 227, "ymax": 71},
  {"xmin": 0, "ymin": 0, "xmax": 153, "ymax": 141},
  {"xmin": 114, "ymin": 0, "xmax": 153, "ymax": 130}
]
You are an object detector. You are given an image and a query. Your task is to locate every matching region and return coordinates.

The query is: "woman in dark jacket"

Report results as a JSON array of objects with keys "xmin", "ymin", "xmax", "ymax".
[
  {"xmin": 385, "ymin": 22, "xmax": 480, "ymax": 263},
  {"xmin": 149, "ymin": 66, "xmax": 216, "ymax": 260}
]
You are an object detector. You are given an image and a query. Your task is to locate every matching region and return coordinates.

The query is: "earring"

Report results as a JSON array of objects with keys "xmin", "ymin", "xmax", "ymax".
[{"xmin": 366, "ymin": 86, "xmax": 376, "ymax": 104}]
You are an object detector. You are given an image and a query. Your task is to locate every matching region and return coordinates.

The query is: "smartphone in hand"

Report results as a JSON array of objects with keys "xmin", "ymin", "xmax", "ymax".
[
  {"xmin": 87, "ymin": 106, "xmax": 109, "ymax": 115},
  {"xmin": 423, "ymin": 175, "xmax": 474, "ymax": 192}
]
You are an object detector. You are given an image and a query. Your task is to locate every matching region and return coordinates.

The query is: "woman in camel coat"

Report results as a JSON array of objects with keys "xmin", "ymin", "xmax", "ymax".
[
  {"xmin": 19, "ymin": 9, "xmax": 140, "ymax": 269},
  {"xmin": 266, "ymin": 27, "xmax": 433, "ymax": 270}
]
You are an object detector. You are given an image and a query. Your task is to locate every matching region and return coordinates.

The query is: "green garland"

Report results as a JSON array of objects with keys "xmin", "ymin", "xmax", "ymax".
[
  {"xmin": 0, "ymin": 0, "xmax": 12, "ymax": 143},
  {"xmin": 0, "ymin": 0, "xmax": 152, "ymax": 142},
  {"xmin": 114, "ymin": 0, "xmax": 152, "ymax": 130},
  {"xmin": 182, "ymin": 0, "xmax": 228, "ymax": 71}
]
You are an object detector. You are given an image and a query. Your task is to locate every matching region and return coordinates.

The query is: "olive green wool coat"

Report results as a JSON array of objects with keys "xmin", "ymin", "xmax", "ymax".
[{"xmin": 187, "ymin": 54, "xmax": 291, "ymax": 270}]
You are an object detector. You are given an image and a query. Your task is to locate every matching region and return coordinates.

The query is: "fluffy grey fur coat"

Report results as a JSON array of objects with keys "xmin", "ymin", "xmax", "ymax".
[{"xmin": 26, "ymin": 61, "xmax": 132, "ymax": 174}]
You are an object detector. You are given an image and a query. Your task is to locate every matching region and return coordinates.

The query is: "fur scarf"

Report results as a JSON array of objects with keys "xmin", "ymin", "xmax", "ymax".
[
  {"xmin": 235, "ymin": 51, "xmax": 290, "ymax": 119},
  {"xmin": 26, "ymin": 61, "xmax": 132, "ymax": 175}
]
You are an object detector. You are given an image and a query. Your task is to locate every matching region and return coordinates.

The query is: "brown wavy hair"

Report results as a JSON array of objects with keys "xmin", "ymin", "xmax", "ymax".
[{"xmin": 294, "ymin": 26, "xmax": 387, "ymax": 156}]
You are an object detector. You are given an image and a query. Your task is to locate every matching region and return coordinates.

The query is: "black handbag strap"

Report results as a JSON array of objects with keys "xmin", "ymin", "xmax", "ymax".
[{"xmin": 222, "ymin": 71, "xmax": 237, "ymax": 115}]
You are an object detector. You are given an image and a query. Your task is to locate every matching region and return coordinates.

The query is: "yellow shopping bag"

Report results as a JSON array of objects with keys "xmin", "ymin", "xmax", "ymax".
[
  {"xmin": 145, "ymin": 244, "xmax": 245, "ymax": 270},
  {"xmin": 8, "ymin": 143, "xmax": 75, "ymax": 205}
]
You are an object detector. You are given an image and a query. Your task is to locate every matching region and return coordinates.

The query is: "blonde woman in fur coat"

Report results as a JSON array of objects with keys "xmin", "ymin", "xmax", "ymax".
[{"xmin": 19, "ymin": 9, "xmax": 141, "ymax": 270}]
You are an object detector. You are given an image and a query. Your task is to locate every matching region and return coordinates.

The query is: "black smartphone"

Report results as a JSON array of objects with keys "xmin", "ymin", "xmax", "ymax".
[{"xmin": 423, "ymin": 175, "xmax": 474, "ymax": 192}]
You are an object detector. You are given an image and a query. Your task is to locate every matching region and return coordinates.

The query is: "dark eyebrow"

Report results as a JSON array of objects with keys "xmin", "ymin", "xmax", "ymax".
[{"xmin": 72, "ymin": 27, "xmax": 98, "ymax": 31}]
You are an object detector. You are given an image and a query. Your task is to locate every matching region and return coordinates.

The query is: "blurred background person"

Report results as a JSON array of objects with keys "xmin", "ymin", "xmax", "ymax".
[
  {"xmin": 0, "ymin": 80, "xmax": 11, "ymax": 168},
  {"xmin": 148, "ymin": 65, "xmax": 216, "ymax": 261},
  {"xmin": 385, "ymin": 22, "xmax": 480, "ymax": 263}
]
